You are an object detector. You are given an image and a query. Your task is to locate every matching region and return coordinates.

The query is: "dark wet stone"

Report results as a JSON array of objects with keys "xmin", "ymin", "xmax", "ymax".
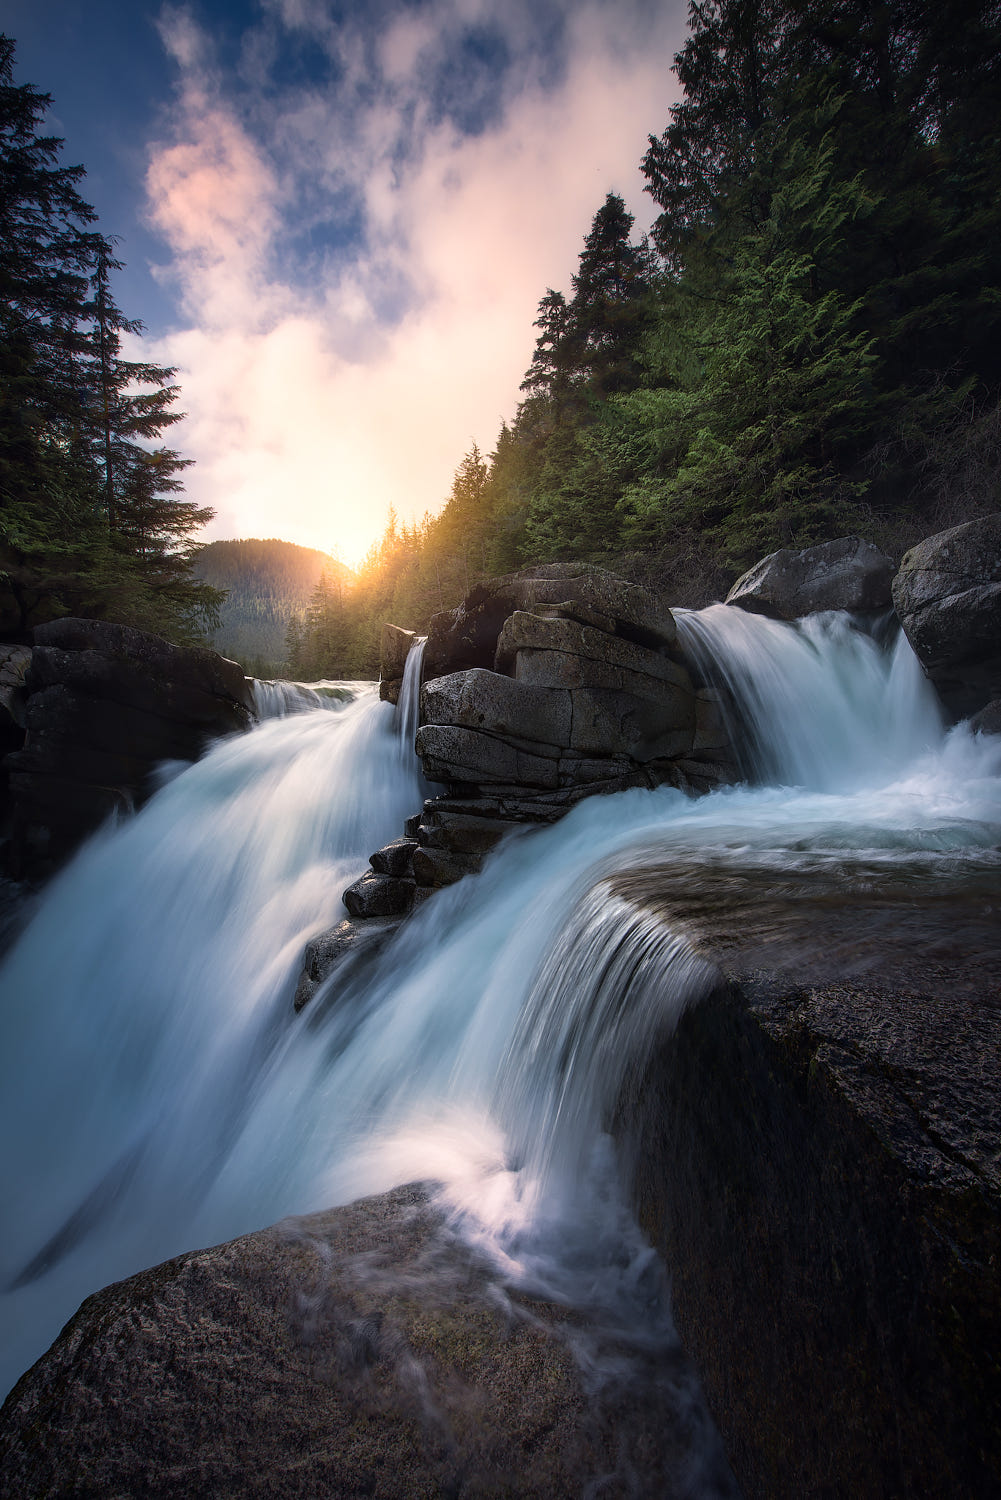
[
  {"xmin": 969, "ymin": 697, "xmax": 1001, "ymax": 735},
  {"xmin": 411, "ymin": 846, "xmax": 483, "ymax": 888},
  {"xmin": 0, "ymin": 1185, "xmax": 735, "ymax": 1499},
  {"xmin": 293, "ymin": 917, "xmax": 400, "ymax": 1013},
  {"xmin": 5, "ymin": 620, "xmax": 253, "ymax": 878},
  {"xmin": 892, "ymin": 513, "xmax": 1001, "ymax": 719},
  {"xmin": 726, "ymin": 536, "xmax": 895, "ymax": 620},
  {"xmin": 615, "ymin": 859, "xmax": 1001, "ymax": 1500},
  {"xmin": 380, "ymin": 624, "xmax": 418, "ymax": 682},
  {"xmin": 342, "ymin": 871, "xmax": 416, "ymax": 919},
  {"xmin": 423, "ymin": 565, "xmax": 678, "ymax": 679},
  {"xmin": 415, "ymin": 724, "xmax": 561, "ymax": 790},
  {"xmin": 422, "ymin": 669, "xmax": 572, "ymax": 748},
  {"xmin": 369, "ymin": 839, "xmax": 418, "ymax": 877}
]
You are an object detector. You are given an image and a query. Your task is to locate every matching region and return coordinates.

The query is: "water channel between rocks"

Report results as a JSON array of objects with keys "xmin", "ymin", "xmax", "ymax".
[{"xmin": 1, "ymin": 605, "xmax": 999, "ymax": 1491}]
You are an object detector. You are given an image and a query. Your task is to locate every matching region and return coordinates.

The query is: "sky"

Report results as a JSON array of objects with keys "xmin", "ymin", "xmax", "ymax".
[{"xmin": 6, "ymin": 0, "xmax": 688, "ymax": 568}]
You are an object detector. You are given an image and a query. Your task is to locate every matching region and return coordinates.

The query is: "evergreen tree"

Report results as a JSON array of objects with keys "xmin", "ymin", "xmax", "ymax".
[
  {"xmin": 0, "ymin": 35, "xmax": 218, "ymax": 640},
  {"xmin": 567, "ymin": 192, "xmax": 654, "ymax": 398},
  {"xmin": 520, "ymin": 290, "xmax": 573, "ymax": 417}
]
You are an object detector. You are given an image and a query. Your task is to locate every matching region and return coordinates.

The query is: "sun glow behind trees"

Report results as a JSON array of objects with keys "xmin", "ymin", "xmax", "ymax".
[{"xmin": 4, "ymin": 2, "xmax": 1001, "ymax": 665}]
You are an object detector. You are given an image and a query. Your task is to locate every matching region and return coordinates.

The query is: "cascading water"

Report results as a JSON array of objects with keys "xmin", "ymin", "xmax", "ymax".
[
  {"xmin": 675, "ymin": 604, "xmax": 944, "ymax": 789},
  {"xmin": 1, "ymin": 604, "xmax": 999, "ymax": 1471},
  {"xmin": 251, "ymin": 677, "xmax": 358, "ymax": 718},
  {"xmin": 396, "ymin": 635, "xmax": 427, "ymax": 757}
]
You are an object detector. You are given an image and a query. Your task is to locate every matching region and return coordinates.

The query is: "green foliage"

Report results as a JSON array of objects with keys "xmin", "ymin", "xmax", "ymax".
[
  {"xmin": 9, "ymin": 6, "xmax": 996, "ymax": 667},
  {"xmin": 192, "ymin": 538, "xmax": 350, "ymax": 673},
  {"xmin": 289, "ymin": 0, "xmax": 1001, "ymax": 671},
  {"xmin": 496, "ymin": 0, "xmax": 1001, "ymax": 590},
  {"xmin": 0, "ymin": 35, "xmax": 218, "ymax": 643}
]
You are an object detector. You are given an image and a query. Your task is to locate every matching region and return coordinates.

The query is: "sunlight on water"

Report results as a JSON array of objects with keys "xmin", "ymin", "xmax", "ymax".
[{"xmin": 0, "ymin": 608, "xmax": 998, "ymax": 1419}]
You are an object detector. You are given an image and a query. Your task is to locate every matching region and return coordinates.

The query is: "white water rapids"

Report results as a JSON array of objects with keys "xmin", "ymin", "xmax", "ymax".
[{"xmin": 1, "ymin": 607, "xmax": 999, "ymax": 1447}]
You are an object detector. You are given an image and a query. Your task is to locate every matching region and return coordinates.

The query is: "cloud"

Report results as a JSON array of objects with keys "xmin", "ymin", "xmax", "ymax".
[{"xmin": 145, "ymin": 1, "xmax": 687, "ymax": 568}]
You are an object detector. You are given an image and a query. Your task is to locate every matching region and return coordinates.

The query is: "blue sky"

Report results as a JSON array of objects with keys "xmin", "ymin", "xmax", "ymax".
[{"xmin": 5, "ymin": 1, "xmax": 687, "ymax": 564}]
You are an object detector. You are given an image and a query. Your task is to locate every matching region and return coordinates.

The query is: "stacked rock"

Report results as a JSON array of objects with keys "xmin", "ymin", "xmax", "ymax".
[
  {"xmin": 410, "ymin": 566, "xmax": 735, "ymax": 886},
  {"xmin": 309, "ymin": 567, "xmax": 737, "ymax": 1013}
]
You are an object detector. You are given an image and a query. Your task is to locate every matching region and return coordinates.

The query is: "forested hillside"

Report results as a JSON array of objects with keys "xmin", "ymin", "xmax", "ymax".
[
  {"xmin": 289, "ymin": 0, "xmax": 1001, "ymax": 678},
  {"xmin": 4, "ymin": 5, "xmax": 1000, "ymax": 681},
  {"xmin": 192, "ymin": 539, "xmax": 350, "ymax": 676},
  {"xmin": 0, "ymin": 37, "xmax": 219, "ymax": 644}
]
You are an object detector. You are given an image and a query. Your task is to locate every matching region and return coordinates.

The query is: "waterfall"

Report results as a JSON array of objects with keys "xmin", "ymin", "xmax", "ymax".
[
  {"xmin": 251, "ymin": 677, "xmax": 359, "ymax": 718},
  {"xmin": 675, "ymin": 605, "xmax": 945, "ymax": 790},
  {"xmin": 395, "ymin": 635, "xmax": 427, "ymax": 757},
  {"xmin": 1, "ymin": 608, "xmax": 999, "ymax": 1421}
]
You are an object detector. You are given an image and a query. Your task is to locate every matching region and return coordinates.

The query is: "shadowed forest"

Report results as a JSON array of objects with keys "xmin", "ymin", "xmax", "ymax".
[{"xmin": 3, "ymin": 4, "xmax": 1000, "ymax": 676}]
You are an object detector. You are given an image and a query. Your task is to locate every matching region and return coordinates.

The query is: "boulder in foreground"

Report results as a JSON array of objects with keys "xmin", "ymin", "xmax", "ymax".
[
  {"xmin": 616, "ymin": 859, "xmax": 1001, "ymax": 1500},
  {"xmin": 0, "ymin": 1185, "xmax": 736, "ymax": 1499}
]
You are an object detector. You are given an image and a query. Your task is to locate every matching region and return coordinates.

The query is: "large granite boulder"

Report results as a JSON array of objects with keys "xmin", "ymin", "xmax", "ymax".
[
  {"xmin": 0, "ymin": 1185, "xmax": 735, "ymax": 1499},
  {"xmin": 302, "ymin": 567, "xmax": 737, "ymax": 984},
  {"xmin": 891, "ymin": 513, "xmax": 1001, "ymax": 719},
  {"xmin": 415, "ymin": 606, "xmax": 715, "ymax": 810},
  {"xmin": 726, "ymin": 536, "xmax": 895, "ymax": 619},
  {"xmin": 4, "ymin": 619, "xmax": 254, "ymax": 877},
  {"xmin": 614, "ymin": 856, "xmax": 1001, "ymax": 1500},
  {"xmin": 424, "ymin": 563, "xmax": 677, "ymax": 679}
]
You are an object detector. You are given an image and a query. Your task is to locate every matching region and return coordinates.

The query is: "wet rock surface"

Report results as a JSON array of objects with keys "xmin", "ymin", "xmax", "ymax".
[
  {"xmin": 614, "ymin": 857, "xmax": 1001, "ymax": 1500},
  {"xmin": 725, "ymin": 535, "xmax": 895, "ymax": 619},
  {"xmin": 412, "ymin": 570, "xmax": 733, "ymax": 888},
  {"xmin": 3, "ymin": 619, "xmax": 254, "ymax": 878},
  {"xmin": 0, "ymin": 1184, "xmax": 736, "ymax": 1500},
  {"xmin": 379, "ymin": 624, "xmax": 418, "ymax": 703},
  {"xmin": 891, "ymin": 512, "xmax": 1001, "ymax": 719},
  {"xmin": 971, "ymin": 697, "xmax": 1001, "ymax": 735},
  {"xmin": 300, "ymin": 566, "xmax": 740, "ymax": 1011},
  {"xmin": 293, "ymin": 916, "xmax": 400, "ymax": 1013},
  {"xmin": 423, "ymin": 563, "xmax": 678, "ymax": 680}
]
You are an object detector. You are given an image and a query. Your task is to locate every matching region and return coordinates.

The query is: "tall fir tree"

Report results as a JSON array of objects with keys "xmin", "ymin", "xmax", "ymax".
[{"xmin": 0, "ymin": 35, "xmax": 219, "ymax": 640}]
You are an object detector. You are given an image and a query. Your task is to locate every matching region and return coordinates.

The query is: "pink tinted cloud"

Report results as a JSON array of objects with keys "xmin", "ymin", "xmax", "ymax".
[{"xmin": 145, "ymin": 2, "xmax": 686, "ymax": 568}]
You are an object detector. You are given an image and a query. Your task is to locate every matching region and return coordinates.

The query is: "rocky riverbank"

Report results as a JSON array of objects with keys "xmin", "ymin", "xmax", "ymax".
[
  {"xmin": 0, "ymin": 618, "xmax": 254, "ymax": 881},
  {"xmin": 0, "ymin": 516, "xmax": 998, "ymax": 1496},
  {"xmin": 295, "ymin": 516, "xmax": 1001, "ymax": 1013}
]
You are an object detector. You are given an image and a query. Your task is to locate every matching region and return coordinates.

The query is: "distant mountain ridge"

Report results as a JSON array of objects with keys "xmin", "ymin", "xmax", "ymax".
[{"xmin": 192, "ymin": 539, "xmax": 351, "ymax": 674}]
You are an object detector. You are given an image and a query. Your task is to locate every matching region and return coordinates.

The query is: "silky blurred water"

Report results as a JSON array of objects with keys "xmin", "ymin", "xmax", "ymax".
[{"xmin": 1, "ymin": 606, "xmax": 998, "ymax": 1436}]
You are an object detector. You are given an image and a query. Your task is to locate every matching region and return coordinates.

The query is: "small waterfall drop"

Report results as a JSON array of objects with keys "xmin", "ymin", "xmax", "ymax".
[
  {"xmin": 252, "ymin": 678, "xmax": 359, "ymax": 718},
  {"xmin": 676, "ymin": 604, "xmax": 944, "ymax": 790},
  {"xmin": 395, "ymin": 636, "xmax": 427, "ymax": 758},
  {"xmin": 0, "ymin": 604, "xmax": 998, "ymax": 1432}
]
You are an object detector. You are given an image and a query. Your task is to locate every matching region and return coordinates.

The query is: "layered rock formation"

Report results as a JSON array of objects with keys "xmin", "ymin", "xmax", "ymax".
[
  {"xmin": 892, "ymin": 512, "xmax": 1001, "ymax": 721},
  {"xmin": 0, "ymin": 1184, "xmax": 736, "ymax": 1500},
  {"xmin": 305, "ymin": 565, "xmax": 737, "ymax": 1003},
  {"xmin": 4, "ymin": 619, "xmax": 254, "ymax": 877},
  {"xmin": 416, "ymin": 567, "xmax": 733, "ymax": 861},
  {"xmin": 300, "ymin": 521, "xmax": 1001, "ymax": 1008},
  {"xmin": 725, "ymin": 535, "xmax": 895, "ymax": 619},
  {"xmin": 616, "ymin": 860, "xmax": 1001, "ymax": 1500}
]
